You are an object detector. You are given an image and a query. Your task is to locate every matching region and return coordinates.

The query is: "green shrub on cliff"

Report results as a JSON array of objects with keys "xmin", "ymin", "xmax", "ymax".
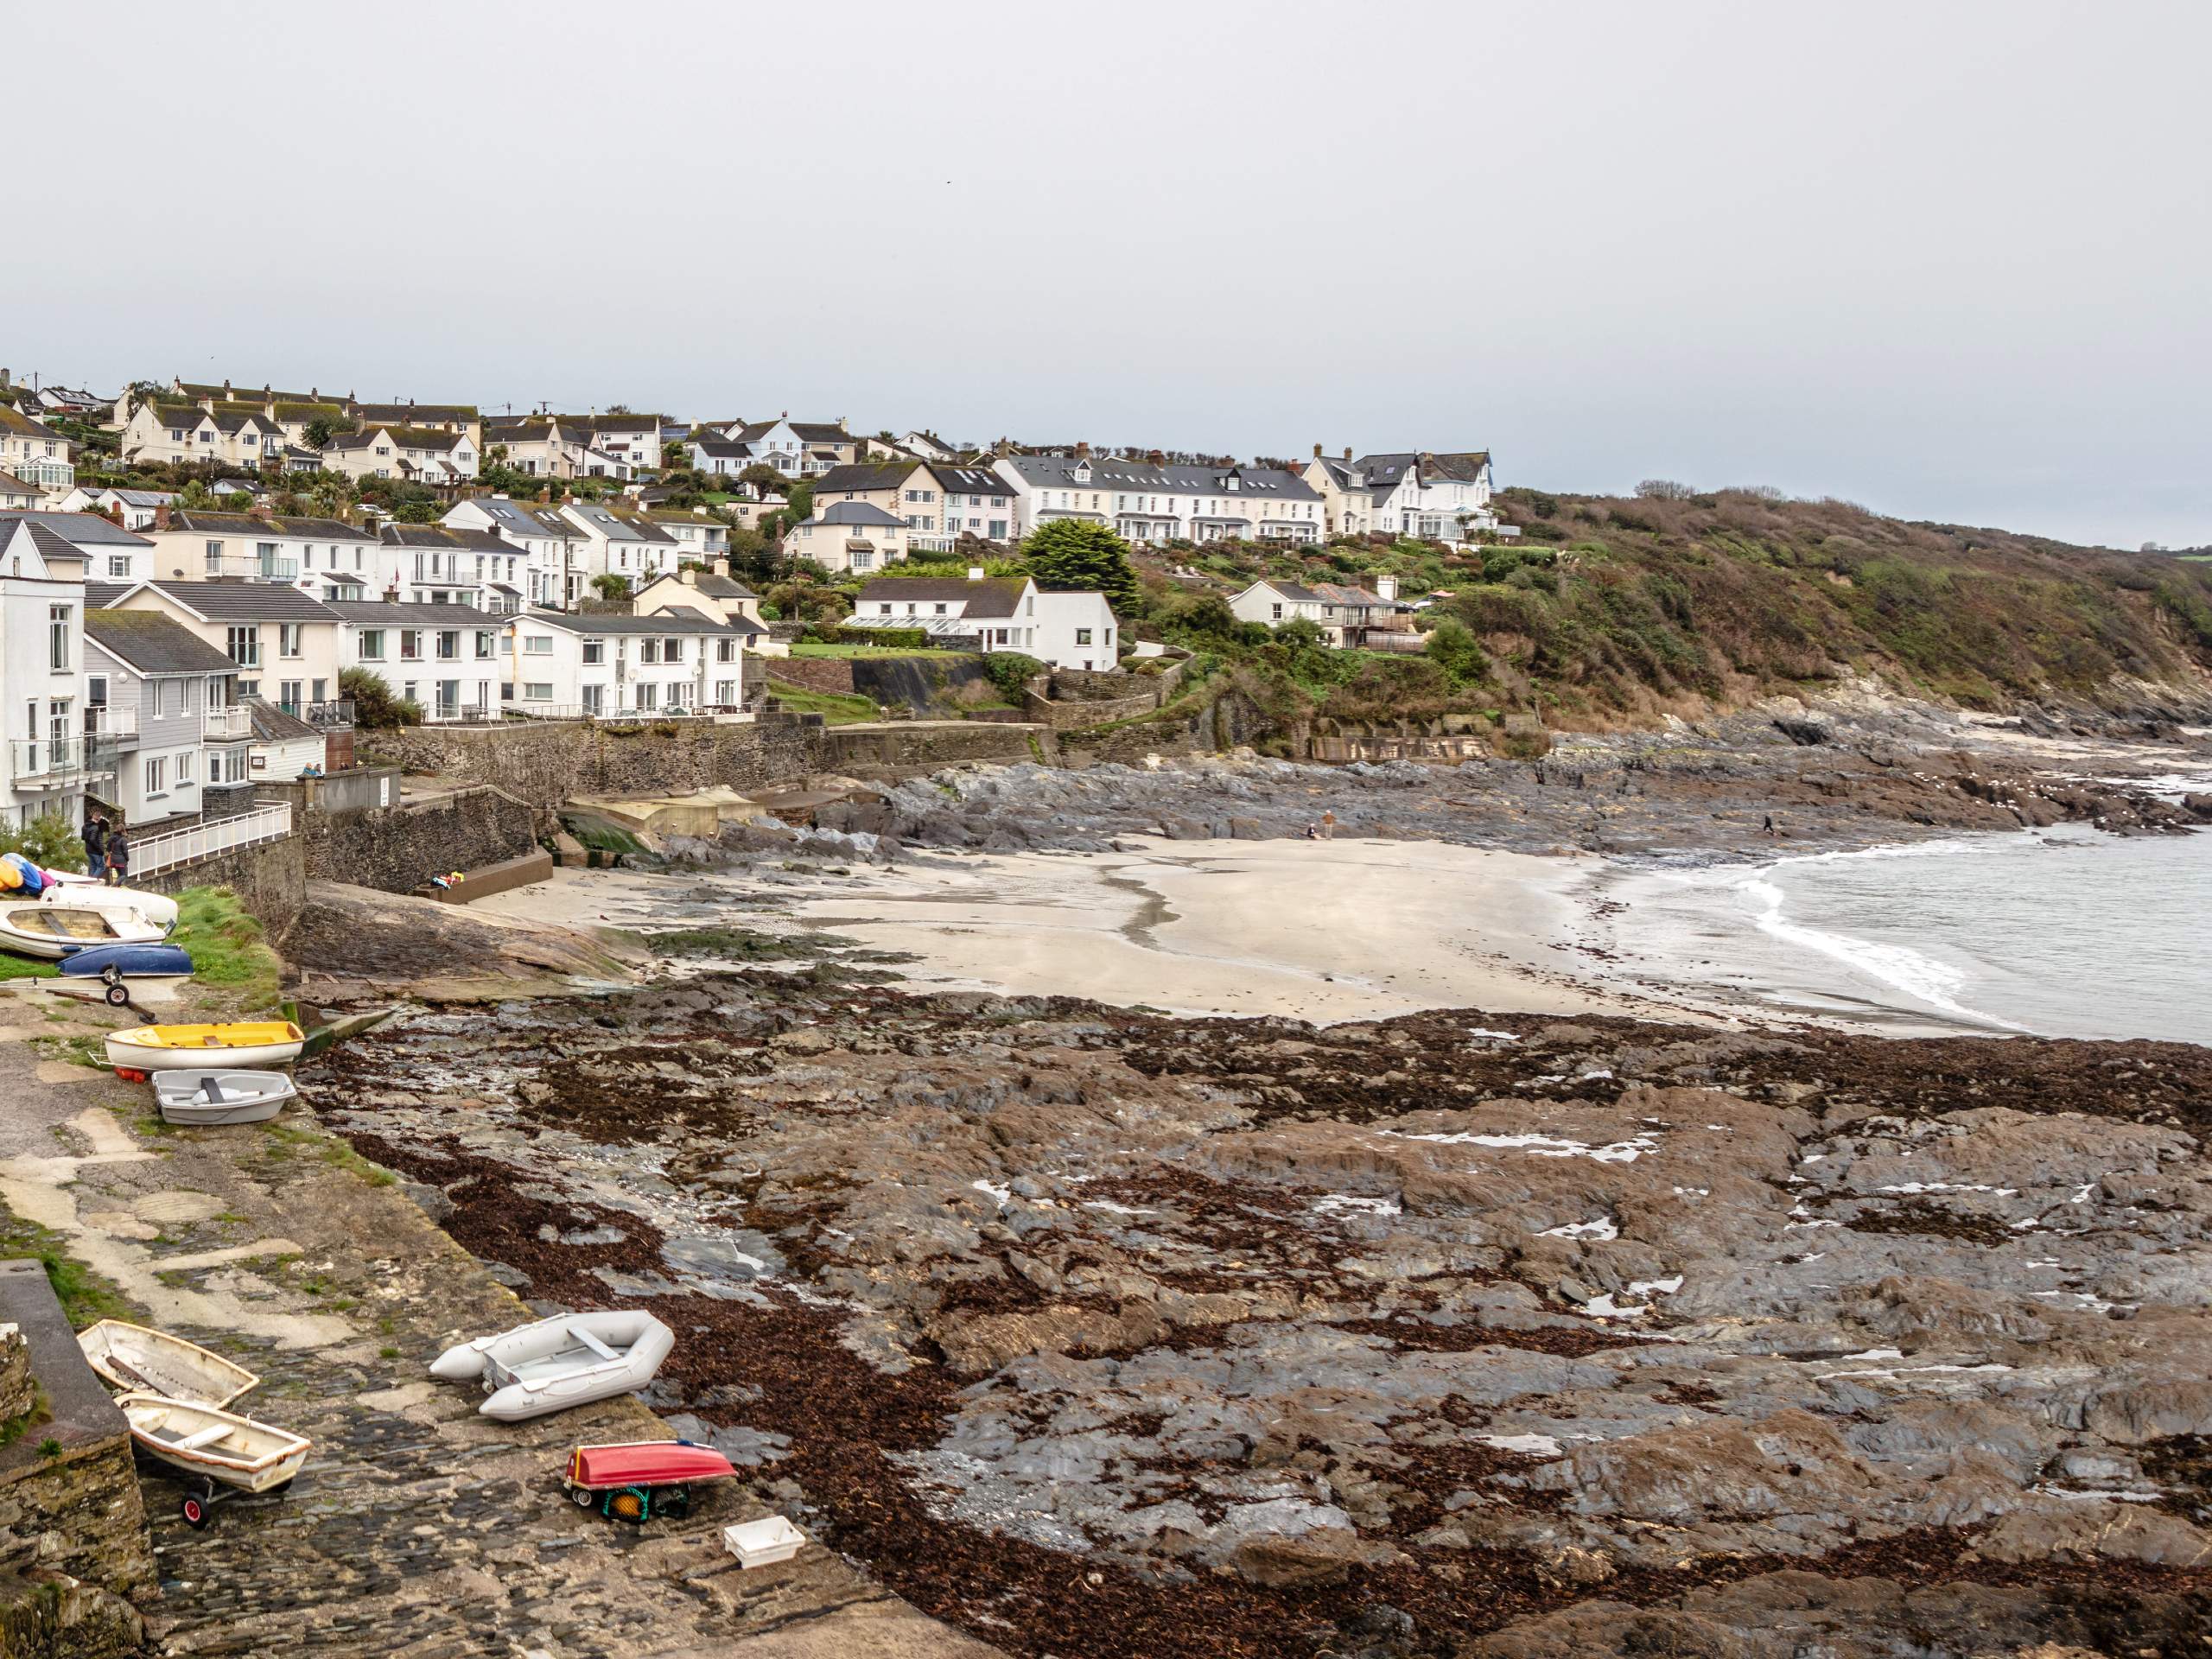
[
  {"xmin": 0, "ymin": 814, "xmax": 86, "ymax": 874},
  {"xmin": 982, "ymin": 652, "xmax": 1046, "ymax": 698}
]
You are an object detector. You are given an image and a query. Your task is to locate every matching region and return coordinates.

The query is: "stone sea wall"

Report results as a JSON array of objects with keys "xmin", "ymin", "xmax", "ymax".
[
  {"xmin": 138, "ymin": 833, "xmax": 308, "ymax": 938},
  {"xmin": 303, "ymin": 785, "xmax": 542, "ymax": 896},
  {"xmin": 366, "ymin": 720, "xmax": 819, "ymax": 810}
]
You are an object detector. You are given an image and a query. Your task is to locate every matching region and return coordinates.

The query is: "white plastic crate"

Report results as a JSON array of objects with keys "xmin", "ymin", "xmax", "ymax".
[{"xmin": 723, "ymin": 1515, "xmax": 807, "ymax": 1569}]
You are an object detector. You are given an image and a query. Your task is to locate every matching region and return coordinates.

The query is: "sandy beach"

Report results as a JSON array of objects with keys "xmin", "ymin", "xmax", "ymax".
[{"xmin": 478, "ymin": 837, "xmax": 1713, "ymax": 1025}]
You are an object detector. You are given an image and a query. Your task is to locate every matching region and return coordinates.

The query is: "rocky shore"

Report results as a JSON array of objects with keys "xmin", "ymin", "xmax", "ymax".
[{"xmin": 302, "ymin": 961, "xmax": 2212, "ymax": 1658}]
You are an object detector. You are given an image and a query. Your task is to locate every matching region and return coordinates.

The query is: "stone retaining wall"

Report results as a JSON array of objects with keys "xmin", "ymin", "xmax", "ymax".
[
  {"xmin": 1021, "ymin": 686, "xmax": 1161, "ymax": 729},
  {"xmin": 306, "ymin": 786, "xmax": 543, "ymax": 896},
  {"xmin": 817, "ymin": 721, "xmax": 1052, "ymax": 772},
  {"xmin": 366, "ymin": 721, "xmax": 818, "ymax": 811},
  {"xmin": 139, "ymin": 833, "xmax": 308, "ymax": 939},
  {"xmin": 764, "ymin": 657, "xmax": 858, "ymax": 695}
]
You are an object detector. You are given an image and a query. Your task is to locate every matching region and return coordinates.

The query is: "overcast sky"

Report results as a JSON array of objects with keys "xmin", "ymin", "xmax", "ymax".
[{"xmin": 9, "ymin": 1, "xmax": 2207, "ymax": 547}]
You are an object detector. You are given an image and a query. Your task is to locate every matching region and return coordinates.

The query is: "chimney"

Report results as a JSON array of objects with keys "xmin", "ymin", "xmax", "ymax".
[
  {"xmin": 222, "ymin": 378, "xmax": 232, "ymax": 398},
  {"xmin": 263, "ymin": 383, "xmax": 271, "ymax": 400},
  {"xmin": 1376, "ymin": 574, "xmax": 1399, "ymax": 602},
  {"xmin": 966, "ymin": 565, "xmax": 985, "ymax": 582},
  {"xmin": 1343, "ymin": 447, "xmax": 1352, "ymax": 461},
  {"xmin": 1313, "ymin": 442, "xmax": 1322, "ymax": 459},
  {"xmin": 248, "ymin": 504, "xmax": 271, "ymax": 523},
  {"xmin": 153, "ymin": 505, "xmax": 171, "ymax": 531},
  {"xmin": 1075, "ymin": 441, "xmax": 1090, "ymax": 459},
  {"xmin": 680, "ymin": 568, "xmax": 697, "ymax": 587}
]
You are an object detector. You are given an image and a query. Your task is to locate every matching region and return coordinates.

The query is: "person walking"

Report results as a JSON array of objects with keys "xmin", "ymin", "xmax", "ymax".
[
  {"xmin": 103, "ymin": 828, "xmax": 130, "ymax": 887},
  {"xmin": 80, "ymin": 812, "xmax": 108, "ymax": 873}
]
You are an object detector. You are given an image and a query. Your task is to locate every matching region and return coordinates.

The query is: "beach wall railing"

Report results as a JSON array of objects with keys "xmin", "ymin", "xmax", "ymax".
[{"xmin": 131, "ymin": 804, "xmax": 294, "ymax": 879}]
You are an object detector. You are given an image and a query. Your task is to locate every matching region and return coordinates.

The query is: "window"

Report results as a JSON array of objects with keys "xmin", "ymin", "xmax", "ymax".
[
  {"xmin": 48, "ymin": 605, "xmax": 69, "ymax": 671},
  {"xmin": 878, "ymin": 603, "xmax": 893, "ymax": 615},
  {"xmin": 279, "ymin": 622, "xmax": 302, "ymax": 658},
  {"xmin": 716, "ymin": 639, "xmax": 735, "ymax": 663},
  {"xmin": 205, "ymin": 540, "xmax": 225, "ymax": 573},
  {"xmin": 400, "ymin": 631, "xmax": 422, "ymax": 661},
  {"xmin": 636, "ymin": 683, "xmax": 658, "ymax": 710},
  {"xmin": 176, "ymin": 751, "xmax": 194, "ymax": 785},
  {"xmin": 640, "ymin": 639, "xmax": 658, "ymax": 664},
  {"xmin": 226, "ymin": 625, "xmax": 259, "ymax": 667},
  {"xmin": 932, "ymin": 602, "xmax": 948, "ymax": 615},
  {"xmin": 151, "ymin": 679, "xmax": 169, "ymax": 719},
  {"xmin": 991, "ymin": 495, "xmax": 1006, "ymax": 507},
  {"xmin": 715, "ymin": 679, "xmax": 736, "ymax": 704},
  {"xmin": 662, "ymin": 639, "xmax": 683, "ymax": 662},
  {"xmin": 1076, "ymin": 628, "xmax": 1093, "ymax": 645},
  {"xmin": 279, "ymin": 680, "xmax": 302, "ymax": 711},
  {"xmin": 523, "ymin": 632, "xmax": 554, "ymax": 656},
  {"xmin": 580, "ymin": 683, "xmax": 602, "ymax": 714},
  {"xmin": 582, "ymin": 639, "xmax": 604, "ymax": 664},
  {"xmin": 436, "ymin": 631, "xmax": 460, "ymax": 660},
  {"xmin": 474, "ymin": 631, "xmax": 495, "ymax": 658},
  {"xmin": 359, "ymin": 629, "xmax": 385, "ymax": 660},
  {"xmin": 144, "ymin": 756, "xmax": 166, "ymax": 797},
  {"xmin": 107, "ymin": 554, "xmax": 130, "ymax": 578},
  {"xmin": 988, "ymin": 519, "xmax": 1007, "ymax": 539}
]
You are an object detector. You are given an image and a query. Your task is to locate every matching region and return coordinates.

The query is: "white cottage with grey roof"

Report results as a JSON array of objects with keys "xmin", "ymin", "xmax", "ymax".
[
  {"xmin": 555, "ymin": 499, "xmax": 682, "ymax": 594},
  {"xmin": 442, "ymin": 493, "xmax": 581, "ymax": 608},
  {"xmin": 506, "ymin": 612, "xmax": 747, "ymax": 718}
]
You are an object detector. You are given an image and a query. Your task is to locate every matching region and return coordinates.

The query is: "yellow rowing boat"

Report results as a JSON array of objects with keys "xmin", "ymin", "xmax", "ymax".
[{"xmin": 105, "ymin": 1021, "xmax": 305, "ymax": 1073}]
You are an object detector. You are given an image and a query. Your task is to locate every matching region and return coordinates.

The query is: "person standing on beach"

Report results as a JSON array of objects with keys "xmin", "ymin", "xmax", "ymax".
[
  {"xmin": 81, "ymin": 811, "xmax": 107, "ymax": 872},
  {"xmin": 1319, "ymin": 810, "xmax": 1336, "ymax": 841},
  {"xmin": 103, "ymin": 828, "xmax": 130, "ymax": 887}
]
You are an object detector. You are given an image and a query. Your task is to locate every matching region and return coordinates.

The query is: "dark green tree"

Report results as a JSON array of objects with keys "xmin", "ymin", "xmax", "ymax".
[
  {"xmin": 340, "ymin": 667, "xmax": 423, "ymax": 729},
  {"xmin": 1019, "ymin": 518, "xmax": 1139, "ymax": 609}
]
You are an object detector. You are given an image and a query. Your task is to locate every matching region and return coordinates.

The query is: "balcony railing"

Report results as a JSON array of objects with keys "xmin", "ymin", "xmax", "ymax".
[
  {"xmin": 203, "ymin": 705, "xmax": 254, "ymax": 740},
  {"xmin": 9, "ymin": 737, "xmax": 116, "ymax": 785},
  {"xmin": 299, "ymin": 700, "xmax": 355, "ymax": 729},
  {"xmin": 906, "ymin": 531, "xmax": 957, "ymax": 553},
  {"xmin": 200, "ymin": 556, "xmax": 301, "ymax": 582}
]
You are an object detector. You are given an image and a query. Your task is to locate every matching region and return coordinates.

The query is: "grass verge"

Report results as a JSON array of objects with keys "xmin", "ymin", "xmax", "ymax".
[
  {"xmin": 170, "ymin": 885, "xmax": 284, "ymax": 1012},
  {"xmin": 0, "ymin": 1205, "xmax": 134, "ymax": 1327},
  {"xmin": 765, "ymin": 678, "xmax": 880, "ymax": 725}
]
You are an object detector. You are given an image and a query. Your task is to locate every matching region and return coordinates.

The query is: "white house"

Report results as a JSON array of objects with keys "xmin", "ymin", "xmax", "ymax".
[
  {"xmin": 0, "ymin": 473, "xmax": 37, "ymax": 512},
  {"xmin": 55, "ymin": 487, "xmax": 175, "ymax": 531},
  {"xmin": 706, "ymin": 416, "xmax": 857, "ymax": 479},
  {"xmin": 81, "ymin": 609, "xmax": 255, "ymax": 827},
  {"xmin": 0, "ymin": 524, "xmax": 92, "ymax": 830},
  {"xmin": 642, "ymin": 507, "xmax": 729, "ymax": 564},
  {"xmin": 634, "ymin": 565, "xmax": 765, "ymax": 629},
  {"xmin": 372, "ymin": 524, "xmax": 528, "ymax": 608},
  {"xmin": 811, "ymin": 461, "xmax": 1015, "ymax": 551},
  {"xmin": 243, "ymin": 698, "xmax": 329, "ymax": 782},
  {"xmin": 442, "ymin": 493, "xmax": 579, "ymax": 609},
  {"xmin": 327, "ymin": 601, "xmax": 508, "ymax": 721},
  {"xmin": 993, "ymin": 448, "xmax": 1323, "ymax": 545},
  {"xmin": 846, "ymin": 573, "xmax": 1045, "ymax": 657},
  {"xmin": 556, "ymin": 499, "xmax": 681, "ymax": 594},
  {"xmin": 0, "ymin": 511, "xmax": 154, "ymax": 585},
  {"xmin": 1228, "ymin": 575, "xmax": 1414, "ymax": 648},
  {"xmin": 789, "ymin": 501, "xmax": 908, "ymax": 574},
  {"xmin": 1301, "ymin": 448, "xmax": 1497, "ymax": 540},
  {"xmin": 140, "ymin": 508, "xmax": 378, "ymax": 588},
  {"xmin": 0, "ymin": 404, "xmax": 75, "ymax": 502},
  {"xmin": 506, "ymin": 613, "xmax": 748, "ymax": 717},
  {"xmin": 103, "ymin": 580, "xmax": 349, "ymax": 718},
  {"xmin": 115, "ymin": 398, "xmax": 284, "ymax": 471},
  {"xmin": 1030, "ymin": 592, "xmax": 1121, "ymax": 671}
]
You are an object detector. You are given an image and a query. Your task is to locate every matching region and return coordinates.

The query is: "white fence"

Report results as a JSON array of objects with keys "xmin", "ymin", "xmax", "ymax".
[{"xmin": 132, "ymin": 804, "xmax": 294, "ymax": 879}]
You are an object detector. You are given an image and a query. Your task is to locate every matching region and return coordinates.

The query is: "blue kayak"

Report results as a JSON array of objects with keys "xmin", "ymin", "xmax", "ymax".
[{"xmin": 58, "ymin": 944, "xmax": 194, "ymax": 978}]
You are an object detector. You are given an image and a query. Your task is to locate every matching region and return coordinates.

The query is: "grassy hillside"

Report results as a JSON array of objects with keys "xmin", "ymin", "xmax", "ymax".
[{"xmin": 1131, "ymin": 489, "xmax": 2212, "ymax": 728}]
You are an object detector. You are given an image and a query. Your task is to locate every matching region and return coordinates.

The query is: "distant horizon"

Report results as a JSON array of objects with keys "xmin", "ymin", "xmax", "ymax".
[{"xmin": 10, "ymin": 1, "xmax": 2205, "ymax": 553}]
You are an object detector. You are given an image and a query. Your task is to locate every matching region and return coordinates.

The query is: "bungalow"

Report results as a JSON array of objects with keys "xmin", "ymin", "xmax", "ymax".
[
  {"xmin": 0, "ymin": 511, "xmax": 154, "ymax": 584},
  {"xmin": 56, "ymin": 486, "xmax": 175, "ymax": 531},
  {"xmin": 81, "ymin": 609, "xmax": 255, "ymax": 826},
  {"xmin": 321, "ymin": 425, "xmax": 479, "ymax": 486},
  {"xmin": 103, "ymin": 579, "xmax": 350, "ymax": 717},
  {"xmin": 506, "ymin": 613, "xmax": 748, "ymax": 718},
  {"xmin": 0, "ymin": 472, "xmax": 37, "ymax": 512},
  {"xmin": 1301, "ymin": 448, "xmax": 1497, "ymax": 541},
  {"xmin": 140, "ymin": 508, "xmax": 377, "ymax": 587},
  {"xmin": 1228, "ymin": 575, "xmax": 1414, "ymax": 648},
  {"xmin": 0, "ymin": 527, "xmax": 95, "ymax": 830},
  {"xmin": 442, "ymin": 493, "xmax": 579, "ymax": 609},
  {"xmin": 846, "ymin": 573, "xmax": 1042, "ymax": 657},
  {"xmin": 327, "ymin": 601, "xmax": 507, "ymax": 722},
  {"xmin": 993, "ymin": 448, "xmax": 1322, "ymax": 546},
  {"xmin": 789, "ymin": 501, "xmax": 908, "ymax": 574},
  {"xmin": 0, "ymin": 404, "xmax": 74, "ymax": 499}
]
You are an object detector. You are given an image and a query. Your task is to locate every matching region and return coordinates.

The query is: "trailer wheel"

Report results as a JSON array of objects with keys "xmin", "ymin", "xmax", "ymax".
[
  {"xmin": 105, "ymin": 983, "xmax": 131, "ymax": 1007},
  {"xmin": 181, "ymin": 1492, "xmax": 210, "ymax": 1529}
]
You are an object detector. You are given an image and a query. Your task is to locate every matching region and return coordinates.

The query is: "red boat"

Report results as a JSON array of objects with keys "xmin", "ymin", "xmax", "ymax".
[{"xmin": 563, "ymin": 1439, "xmax": 735, "ymax": 1522}]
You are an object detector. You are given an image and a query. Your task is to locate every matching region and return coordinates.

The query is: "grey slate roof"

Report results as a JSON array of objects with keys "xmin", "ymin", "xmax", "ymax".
[
  {"xmin": 1354, "ymin": 450, "xmax": 1491, "ymax": 485},
  {"xmin": 140, "ymin": 581, "xmax": 347, "ymax": 621},
  {"xmin": 855, "ymin": 575, "xmax": 1029, "ymax": 619},
  {"xmin": 815, "ymin": 501, "xmax": 905, "ymax": 528},
  {"xmin": 0, "ymin": 510, "xmax": 152, "ymax": 547},
  {"xmin": 378, "ymin": 524, "xmax": 512, "ymax": 554},
  {"xmin": 929, "ymin": 465, "xmax": 1007, "ymax": 496},
  {"xmin": 84, "ymin": 582, "xmax": 126, "ymax": 607},
  {"xmin": 243, "ymin": 696, "xmax": 319, "ymax": 741},
  {"xmin": 163, "ymin": 510, "xmax": 374, "ymax": 542},
  {"xmin": 322, "ymin": 601, "xmax": 505, "ymax": 626},
  {"xmin": 16, "ymin": 523, "xmax": 91, "ymax": 564},
  {"xmin": 811, "ymin": 461, "xmax": 916, "ymax": 493},
  {"xmin": 1000, "ymin": 455, "xmax": 1320, "ymax": 501},
  {"xmin": 84, "ymin": 610, "xmax": 240, "ymax": 675},
  {"xmin": 564, "ymin": 501, "xmax": 677, "ymax": 544}
]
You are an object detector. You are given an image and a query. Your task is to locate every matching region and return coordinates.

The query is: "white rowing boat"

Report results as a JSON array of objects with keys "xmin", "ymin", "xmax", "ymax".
[
  {"xmin": 118, "ymin": 1392, "xmax": 309, "ymax": 1495},
  {"xmin": 429, "ymin": 1309, "xmax": 674, "ymax": 1422},
  {"xmin": 77, "ymin": 1319, "xmax": 259, "ymax": 1408},
  {"xmin": 0, "ymin": 904, "xmax": 167, "ymax": 960},
  {"xmin": 153, "ymin": 1070, "xmax": 297, "ymax": 1127}
]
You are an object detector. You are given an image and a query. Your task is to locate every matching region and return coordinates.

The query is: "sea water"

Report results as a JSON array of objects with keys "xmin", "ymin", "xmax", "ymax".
[{"xmin": 1605, "ymin": 783, "xmax": 2212, "ymax": 1044}]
